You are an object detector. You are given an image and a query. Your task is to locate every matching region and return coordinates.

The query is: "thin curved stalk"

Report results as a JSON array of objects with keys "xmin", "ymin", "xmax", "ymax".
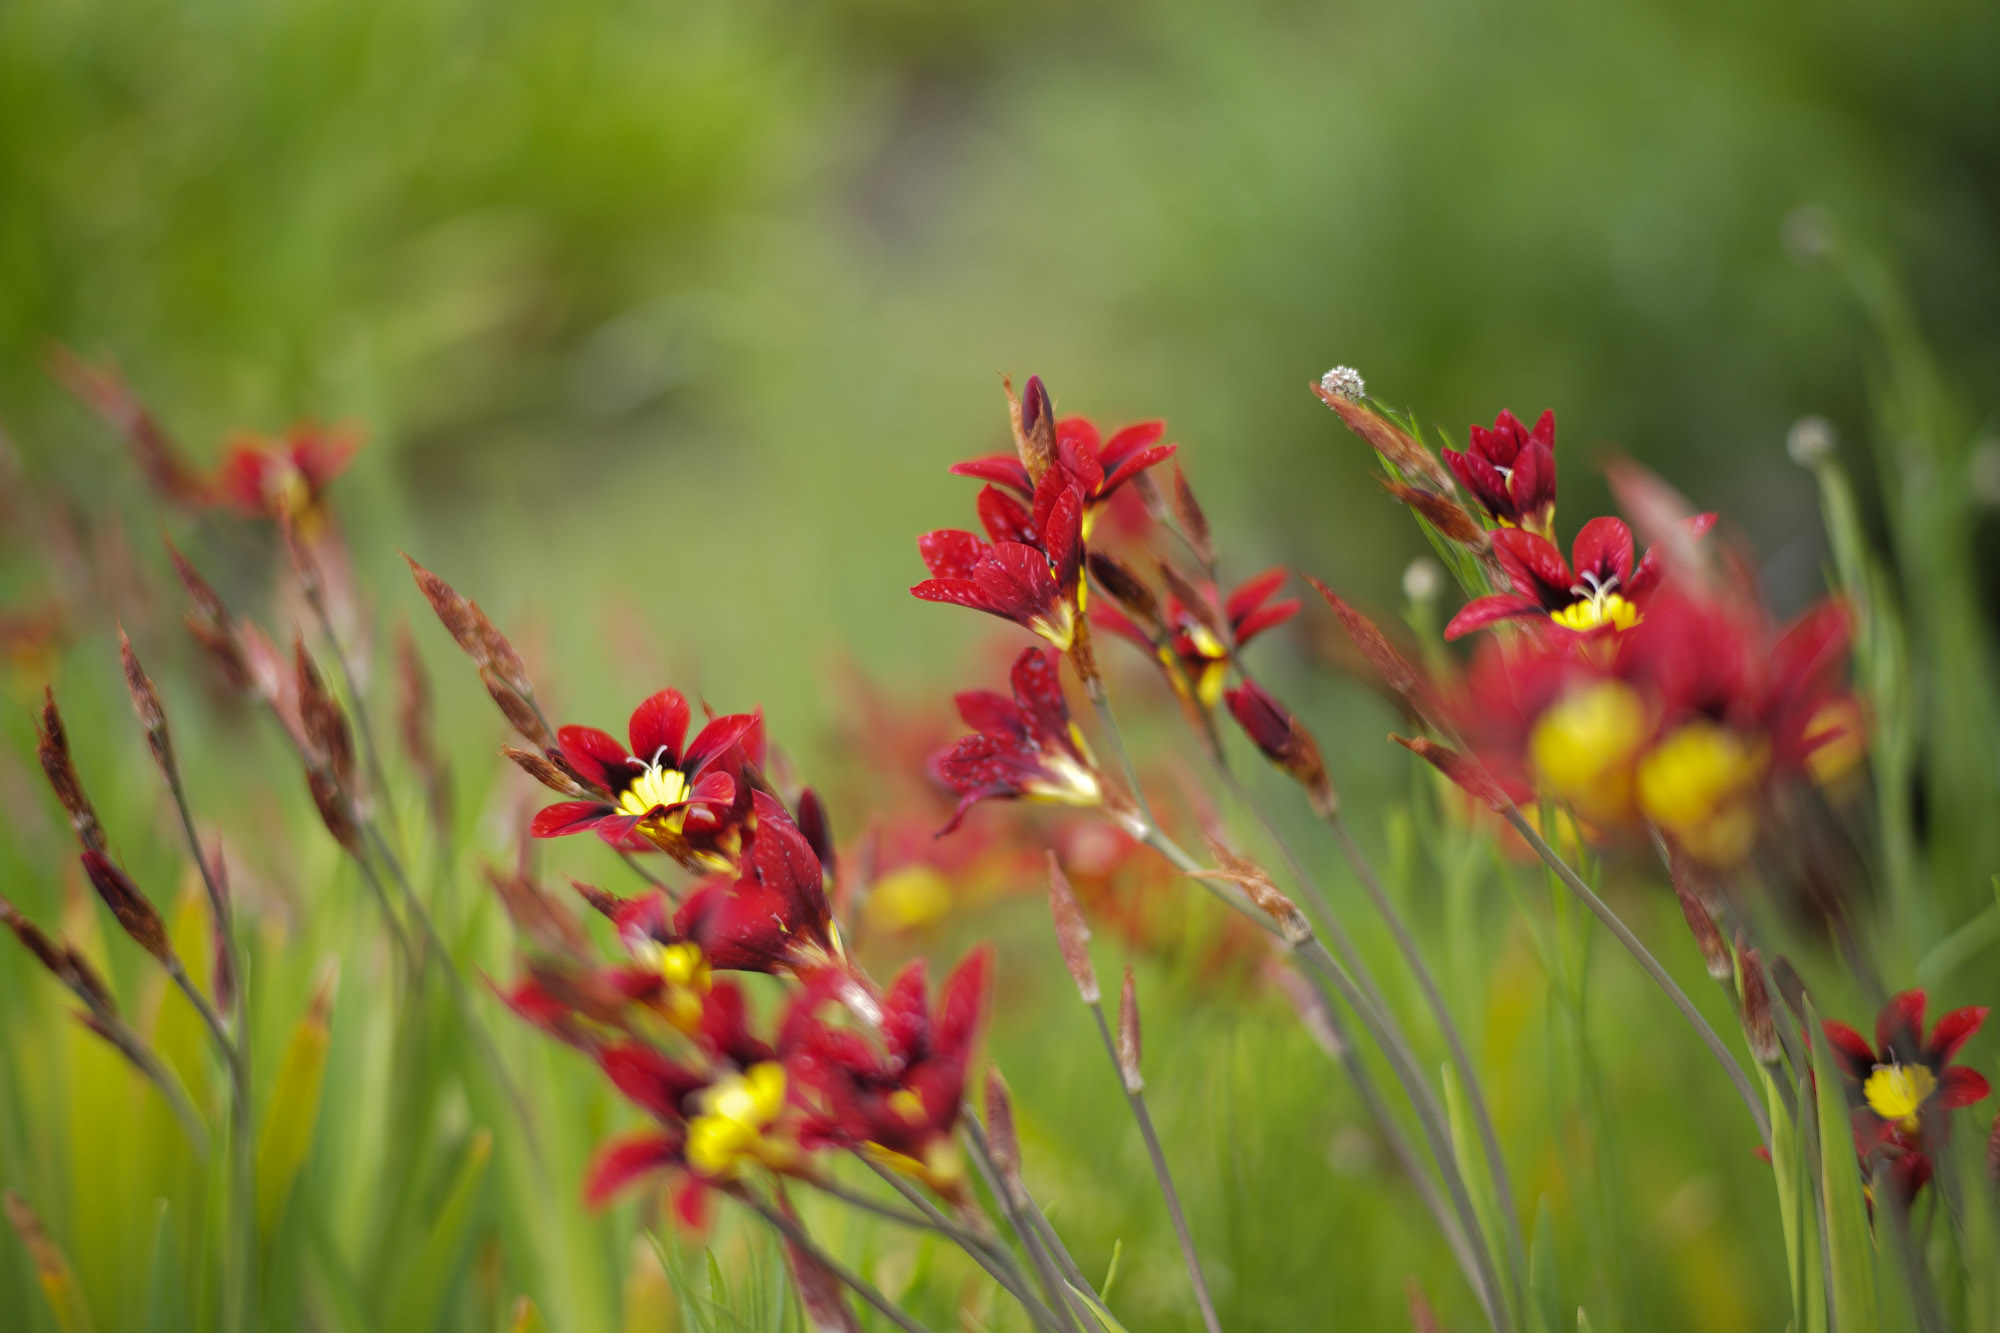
[
  {"xmin": 736, "ymin": 1188, "xmax": 937, "ymax": 1333},
  {"xmin": 1503, "ymin": 808, "xmax": 1771, "ymax": 1151}
]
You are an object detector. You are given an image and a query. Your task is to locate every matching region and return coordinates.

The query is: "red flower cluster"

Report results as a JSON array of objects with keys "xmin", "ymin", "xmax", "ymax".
[
  {"xmin": 210, "ymin": 424, "xmax": 361, "ymax": 528},
  {"xmin": 1095, "ymin": 567, "xmax": 1299, "ymax": 711},
  {"xmin": 1822, "ymin": 991, "xmax": 1991, "ymax": 1201},
  {"xmin": 934, "ymin": 646, "xmax": 1113, "ymax": 833},
  {"xmin": 1443, "ymin": 409, "xmax": 1558, "ymax": 538}
]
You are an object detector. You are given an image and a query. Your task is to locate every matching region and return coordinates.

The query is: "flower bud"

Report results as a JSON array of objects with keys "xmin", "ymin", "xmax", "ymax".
[
  {"xmin": 1309, "ymin": 579, "xmax": 1439, "ymax": 725},
  {"xmin": 568, "ymin": 878, "xmax": 625, "ymax": 920},
  {"xmin": 1116, "ymin": 965, "xmax": 1144, "ymax": 1093},
  {"xmin": 118, "ymin": 629, "xmax": 174, "ymax": 774},
  {"xmin": 983, "ymin": 1067, "xmax": 1028, "ymax": 1207},
  {"xmin": 1786, "ymin": 416, "xmax": 1835, "ymax": 469},
  {"xmin": 36, "ymin": 688, "xmax": 104, "ymax": 852},
  {"xmin": 81, "ymin": 850, "xmax": 171, "ymax": 963},
  {"xmin": 1668, "ymin": 858, "xmax": 1732, "ymax": 983},
  {"xmin": 502, "ymin": 744, "xmax": 590, "ymax": 797},
  {"xmin": 1170, "ymin": 465, "xmax": 1214, "ymax": 568},
  {"xmin": 1018, "ymin": 375, "xmax": 1057, "ymax": 481},
  {"xmin": 167, "ymin": 540, "xmax": 253, "ymax": 692},
  {"xmin": 295, "ymin": 640, "xmax": 357, "ymax": 795},
  {"xmin": 1225, "ymin": 681, "xmax": 1337, "ymax": 817},
  {"xmin": 483, "ymin": 668, "xmax": 554, "ymax": 749},
  {"xmin": 1381, "ymin": 480, "xmax": 1489, "ymax": 550},
  {"xmin": 1086, "ymin": 551, "xmax": 1164, "ymax": 635},
  {"xmin": 1391, "ymin": 734, "xmax": 1510, "ymax": 812},
  {"xmin": 1738, "ymin": 946, "xmax": 1779, "ymax": 1066},
  {"xmin": 1045, "ymin": 853, "xmax": 1099, "ymax": 1004}
]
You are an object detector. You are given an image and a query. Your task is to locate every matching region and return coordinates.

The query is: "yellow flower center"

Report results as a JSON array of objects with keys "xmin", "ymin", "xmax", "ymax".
[
  {"xmin": 619, "ymin": 760, "xmax": 691, "ymax": 823},
  {"xmin": 889, "ymin": 1088, "xmax": 927, "ymax": 1125},
  {"xmin": 1863, "ymin": 1062, "xmax": 1936, "ymax": 1131},
  {"xmin": 1529, "ymin": 680, "xmax": 1650, "ymax": 824},
  {"xmin": 864, "ymin": 865, "xmax": 954, "ymax": 935},
  {"xmin": 1550, "ymin": 589, "xmax": 1639, "ymax": 633},
  {"xmin": 1635, "ymin": 723, "xmax": 1767, "ymax": 867},
  {"xmin": 631, "ymin": 939, "xmax": 711, "ymax": 1031},
  {"xmin": 686, "ymin": 1062, "xmax": 790, "ymax": 1179}
]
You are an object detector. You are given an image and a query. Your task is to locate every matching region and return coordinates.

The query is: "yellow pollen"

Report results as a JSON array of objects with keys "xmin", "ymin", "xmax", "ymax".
[
  {"xmin": 686, "ymin": 1062, "xmax": 789, "ymax": 1179},
  {"xmin": 1863, "ymin": 1063, "xmax": 1936, "ymax": 1130},
  {"xmin": 1550, "ymin": 591, "xmax": 1639, "ymax": 633},
  {"xmin": 864, "ymin": 866, "xmax": 954, "ymax": 935},
  {"xmin": 619, "ymin": 762, "xmax": 691, "ymax": 821},
  {"xmin": 1635, "ymin": 723, "xmax": 1767, "ymax": 867},
  {"xmin": 1529, "ymin": 681, "xmax": 1650, "ymax": 824}
]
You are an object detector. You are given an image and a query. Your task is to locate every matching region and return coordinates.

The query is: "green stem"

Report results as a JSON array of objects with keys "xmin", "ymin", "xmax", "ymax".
[
  {"xmin": 1502, "ymin": 809, "xmax": 1771, "ymax": 1151},
  {"xmin": 1086, "ymin": 1003, "xmax": 1223, "ymax": 1333},
  {"xmin": 736, "ymin": 1188, "xmax": 937, "ymax": 1333}
]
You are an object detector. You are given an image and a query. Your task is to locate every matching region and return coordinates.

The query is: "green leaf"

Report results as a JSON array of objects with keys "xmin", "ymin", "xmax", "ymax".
[
  {"xmin": 141, "ymin": 1199, "xmax": 182, "ymax": 1333},
  {"xmin": 1528, "ymin": 1195, "xmax": 1561, "ymax": 1333},
  {"xmin": 379, "ymin": 1128, "xmax": 493, "ymax": 1332},
  {"xmin": 1763, "ymin": 1066, "xmax": 1825, "ymax": 1333},
  {"xmin": 257, "ymin": 969, "xmax": 337, "ymax": 1232},
  {"xmin": 1807, "ymin": 999, "xmax": 1878, "ymax": 1333}
]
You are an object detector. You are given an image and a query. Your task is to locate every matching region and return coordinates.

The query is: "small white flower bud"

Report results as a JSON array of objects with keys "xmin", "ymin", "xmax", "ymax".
[
  {"xmin": 1402, "ymin": 557, "xmax": 1443, "ymax": 604},
  {"xmin": 1786, "ymin": 416, "xmax": 1835, "ymax": 468},
  {"xmin": 1319, "ymin": 365, "xmax": 1365, "ymax": 402}
]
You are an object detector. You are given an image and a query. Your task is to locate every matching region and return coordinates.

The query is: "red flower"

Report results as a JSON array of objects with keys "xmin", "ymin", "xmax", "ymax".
[
  {"xmin": 1095, "ymin": 567, "xmax": 1300, "ymax": 710},
  {"xmin": 1444, "ymin": 514, "xmax": 1715, "ymax": 640},
  {"xmin": 673, "ymin": 792, "xmax": 842, "ymax": 978},
  {"xmin": 935, "ymin": 647, "xmax": 1108, "ymax": 833},
  {"xmin": 1821, "ymin": 991, "xmax": 1990, "ymax": 1132},
  {"xmin": 786, "ymin": 948, "xmax": 991, "ymax": 1191},
  {"xmin": 1443, "ymin": 409, "xmax": 1558, "ymax": 537},
  {"xmin": 210, "ymin": 423, "xmax": 361, "ymax": 525},
  {"xmin": 912, "ymin": 464, "xmax": 1087, "ymax": 651},
  {"xmin": 951, "ymin": 416, "xmax": 1176, "ymax": 540},
  {"xmin": 528, "ymin": 689, "xmax": 758, "ymax": 870}
]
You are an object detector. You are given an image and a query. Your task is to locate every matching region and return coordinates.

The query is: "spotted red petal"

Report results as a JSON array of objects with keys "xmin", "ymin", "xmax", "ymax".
[
  {"xmin": 1009, "ymin": 647, "xmax": 1070, "ymax": 745},
  {"xmin": 949, "ymin": 454, "xmax": 1032, "ymax": 495},
  {"xmin": 917, "ymin": 529, "xmax": 987, "ymax": 581},
  {"xmin": 531, "ymin": 800, "xmax": 616, "ymax": 838},
  {"xmin": 627, "ymin": 689, "xmax": 692, "ymax": 766},
  {"xmin": 978, "ymin": 486, "xmax": 1037, "ymax": 546}
]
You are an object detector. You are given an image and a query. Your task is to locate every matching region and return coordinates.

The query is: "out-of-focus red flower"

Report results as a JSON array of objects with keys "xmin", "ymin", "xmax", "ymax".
[
  {"xmin": 209, "ymin": 423, "xmax": 361, "ymax": 529},
  {"xmin": 674, "ymin": 792, "xmax": 843, "ymax": 979},
  {"xmin": 1095, "ymin": 567, "xmax": 1299, "ymax": 711},
  {"xmin": 1445, "ymin": 515, "xmax": 1715, "ymax": 641},
  {"xmin": 912, "ymin": 463, "xmax": 1088, "ymax": 652},
  {"xmin": 1823, "ymin": 991, "xmax": 1990, "ymax": 1202},
  {"xmin": 934, "ymin": 647, "xmax": 1109, "ymax": 833},
  {"xmin": 526, "ymin": 688, "xmax": 758, "ymax": 871},
  {"xmin": 952, "ymin": 416, "xmax": 1176, "ymax": 541},
  {"xmin": 1442, "ymin": 409, "xmax": 1558, "ymax": 538},
  {"xmin": 785, "ymin": 948, "xmax": 991, "ymax": 1194}
]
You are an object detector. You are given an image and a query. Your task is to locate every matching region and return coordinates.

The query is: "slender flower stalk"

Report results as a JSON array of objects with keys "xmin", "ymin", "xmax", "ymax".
[
  {"xmin": 1046, "ymin": 859, "xmax": 1223, "ymax": 1333},
  {"xmin": 856, "ymin": 1156, "xmax": 1057, "ymax": 1325},
  {"xmin": 1501, "ymin": 808, "xmax": 1772, "ymax": 1150},
  {"xmin": 734, "ymin": 1188, "xmax": 937, "ymax": 1333}
]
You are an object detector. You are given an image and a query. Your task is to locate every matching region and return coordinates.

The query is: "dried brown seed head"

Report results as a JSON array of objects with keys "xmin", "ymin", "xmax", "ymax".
[
  {"xmin": 1380, "ymin": 479, "xmax": 1490, "ymax": 551},
  {"xmin": 1196, "ymin": 842, "xmax": 1313, "ymax": 946},
  {"xmin": 482, "ymin": 668, "xmax": 553, "ymax": 749},
  {"xmin": 81, "ymin": 850, "xmax": 171, "ymax": 963},
  {"xmin": 502, "ymin": 744, "xmax": 588, "ymax": 797},
  {"xmin": 982, "ymin": 1067, "xmax": 1027, "ymax": 1205},
  {"xmin": 1116, "ymin": 966, "xmax": 1144, "ymax": 1093},
  {"xmin": 1738, "ymin": 946, "xmax": 1779, "ymax": 1066},
  {"xmin": 119, "ymin": 628, "xmax": 174, "ymax": 773},
  {"xmin": 1045, "ymin": 853, "xmax": 1099, "ymax": 1004},
  {"xmin": 1391, "ymin": 735, "xmax": 1509, "ymax": 812},
  {"xmin": 568, "ymin": 878, "xmax": 625, "ymax": 920},
  {"xmin": 1669, "ymin": 857, "xmax": 1732, "ymax": 983},
  {"xmin": 35, "ymin": 687, "xmax": 104, "ymax": 852},
  {"xmin": 1170, "ymin": 465, "xmax": 1214, "ymax": 568},
  {"xmin": 167, "ymin": 539, "xmax": 253, "ymax": 692},
  {"xmin": 1311, "ymin": 383, "xmax": 1457, "ymax": 494}
]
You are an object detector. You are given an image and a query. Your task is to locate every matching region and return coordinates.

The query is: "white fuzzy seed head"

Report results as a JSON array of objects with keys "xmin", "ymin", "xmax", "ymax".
[
  {"xmin": 1320, "ymin": 365, "xmax": 1365, "ymax": 402},
  {"xmin": 1786, "ymin": 416, "xmax": 1835, "ymax": 468}
]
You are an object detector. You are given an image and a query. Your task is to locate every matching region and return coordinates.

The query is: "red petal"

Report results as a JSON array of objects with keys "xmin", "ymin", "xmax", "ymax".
[
  {"xmin": 1443, "ymin": 595, "xmax": 1546, "ymax": 640},
  {"xmin": 1820, "ymin": 1020, "xmax": 1879, "ymax": 1082},
  {"xmin": 1509, "ymin": 439, "xmax": 1555, "ymax": 519},
  {"xmin": 973, "ymin": 545, "xmax": 1061, "ymax": 626},
  {"xmin": 1009, "ymin": 647, "xmax": 1071, "ymax": 745},
  {"xmin": 911, "ymin": 577, "xmax": 1006, "ymax": 616},
  {"xmin": 1878, "ymin": 990, "xmax": 1929, "ymax": 1062},
  {"xmin": 1929, "ymin": 1006, "xmax": 1989, "ymax": 1063},
  {"xmin": 1224, "ymin": 567, "xmax": 1288, "ymax": 623},
  {"xmin": 977, "ymin": 486, "xmax": 1037, "ymax": 546},
  {"xmin": 882, "ymin": 960, "xmax": 931, "ymax": 1064},
  {"xmin": 600, "ymin": 1042, "xmax": 707, "ymax": 1119},
  {"xmin": 1055, "ymin": 416, "xmax": 1101, "ymax": 456},
  {"xmin": 1098, "ymin": 441, "xmax": 1176, "ymax": 495},
  {"xmin": 1491, "ymin": 529, "xmax": 1573, "ymax": 604},
  {"xmin": 1527, "ymin": 409, "xmax": 1555, "ymax": 448},
  {"xmin": 683, "ymin": 711, "xmax": 760, "ymax": 773},
  {"xmin": 531, "ymin": 801, "xmax": 613, "ymax": 838},
  {"xmin": 954, "ymin": 689, "xmax": 1023, "ymax": 734},
  {"xmin": 1097, "ymin": 420, "xmax": 1168, "ymax": 472},
  {"xmin": 627, "ymin": 689, "xmax": 691, "ymax": 766},
  {"xmin": 583, "ymin": 1132, "xmax": 684, "ymax": 1209},
  {"xmin": 558, "ymin": 726, "xmax": 629, "ymax": 791},
  {"xmin": 935, "ymin": 945, "xmax": 992, "ymax": 1060},
  {"xmin": 1041, "ymin": 488, "xmax": 1084, "ymax": 592},
  {"xmin": 949, "ymin": 454, "xmax": 1032, "ymax": 495},
  {"xmin": 1088, "ymin": 605, "xmax": 1151, "ymax": 648},
  {"xmin": 1233, "ymin": 598, "xmax": 1300, "ymax": 646},
  {"xmin": 1570, "ymin": 517, "xmax": 1635, "ymax": 588},
  {"xmin": 1941, "ymin": 1066, "xmax": 1991, "ymax": 1108},
  {"xmin": 687, "ymin": 769, "xmax": 736, "ymax": 808},
  {"xmin": 917, "ymin": 529, "xmax": 987, "ymax": 580},
  {"xmin": 1444, "ymin": 447, "xmax": 1514, "ymax": 520}
]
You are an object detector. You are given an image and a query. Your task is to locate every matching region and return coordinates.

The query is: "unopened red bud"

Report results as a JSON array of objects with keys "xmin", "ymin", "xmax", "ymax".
[
  {"xmin": 1, "ymin": 896, "xmax": 68, "ymax": 981},
  {"xmin": 483, "ymin": 668, "xmax": 553, "ymax": 749},
  {"xmin": 1018, "ymin": 375, "xmax": 1057, "ymax": 481},
  {"xmin": 1044, "ymin": 853, "xmax": 1099, "ymax": 1004},
  {"xmin": 1158, "ymin": 561, "xmax": 1223, "ymax": 639},
  {"xmin": 1086, "ymin": 552, "xmax": 1164, "ymax": 633},
  {"xmin": 1391, "ymin": 735, "xmax": 1509, "ymax": 812},
  {"xmin": 295, "ymin": 640, "xmax": 356, "ymax": 793},
  {"xmin": 568, "ymin": 878, "xmax": 624, "ymax": 920},
  {"xmin": 118, "ymin": 630, "xmax": 174, "ymax": 773},
  {"xmin": 1312, "ymin": 386, "xmax": 1457, "ymax": 495},
  {"xmin": 405, "ymin": 555, "xmax": 483, "ymax": 660},
  {"xmin": 502, "ymin": 745, "xmax": 588, "ymax": 797},
  {"xmin": 1170, "ymin": 465, "xmax": 1214, "ymax": 568},
  {"xmin": 1129, "ymin": 467, "xmax": 1171, "ymax": 524},
  {"xmin": 470, "ymin": 602, "xmax": 533, "ymax": 700},
  {"xmin": 36, "ymin": 688, "xmax": 105, "ymax": 852},
  {"xmin": 1739, "ymin": 947, "xmax": 1779, "ymax": 1066},
  {"xmin": 307, "ymin": 768, "xmax": 363, "ymax": 855},
  {"xmin": 1116, "ymin": 966, "xmax": 1144, "ymax": 1093},
  {"xmin": 796, "ymin": 788, "xmax": 834, "ymax": 875},
  {"xmin": 982, "ymin": 1068, "xmax": 1028, "ymax": 1206},
  {"xmin": 166, "ymin": 539, "xmax": 253, "ymax": 692},
  {"xmin": 1381, "ymin": 480, "xmax": 1489, "ymax": 550},
  {"xmin": 1669, "ymin": 863, "xmax": 1732, "ymax": 983},
  {"xmin": 81, "ymin": 850, "xmax": 171, "ymax": 963},
  {"xmin": 1225, "ymin": 682, "xmax": 1337, "ymax": 816}
]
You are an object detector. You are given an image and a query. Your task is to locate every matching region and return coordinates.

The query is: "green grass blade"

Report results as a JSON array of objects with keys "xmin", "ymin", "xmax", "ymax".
[
  {"xmin": 380, "ymin": 1128, "xmax": 493, "ymax": 1331},
  {"xmin": 1807, "ymin": 1000, "xmax": 1877, "ymax": 1333}
]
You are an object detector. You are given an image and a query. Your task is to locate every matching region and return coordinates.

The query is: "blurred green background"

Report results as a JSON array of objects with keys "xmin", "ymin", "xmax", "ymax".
[{"xmin": 4, "ymin": 0, "xmax": 2000, "ymax": 1330}]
